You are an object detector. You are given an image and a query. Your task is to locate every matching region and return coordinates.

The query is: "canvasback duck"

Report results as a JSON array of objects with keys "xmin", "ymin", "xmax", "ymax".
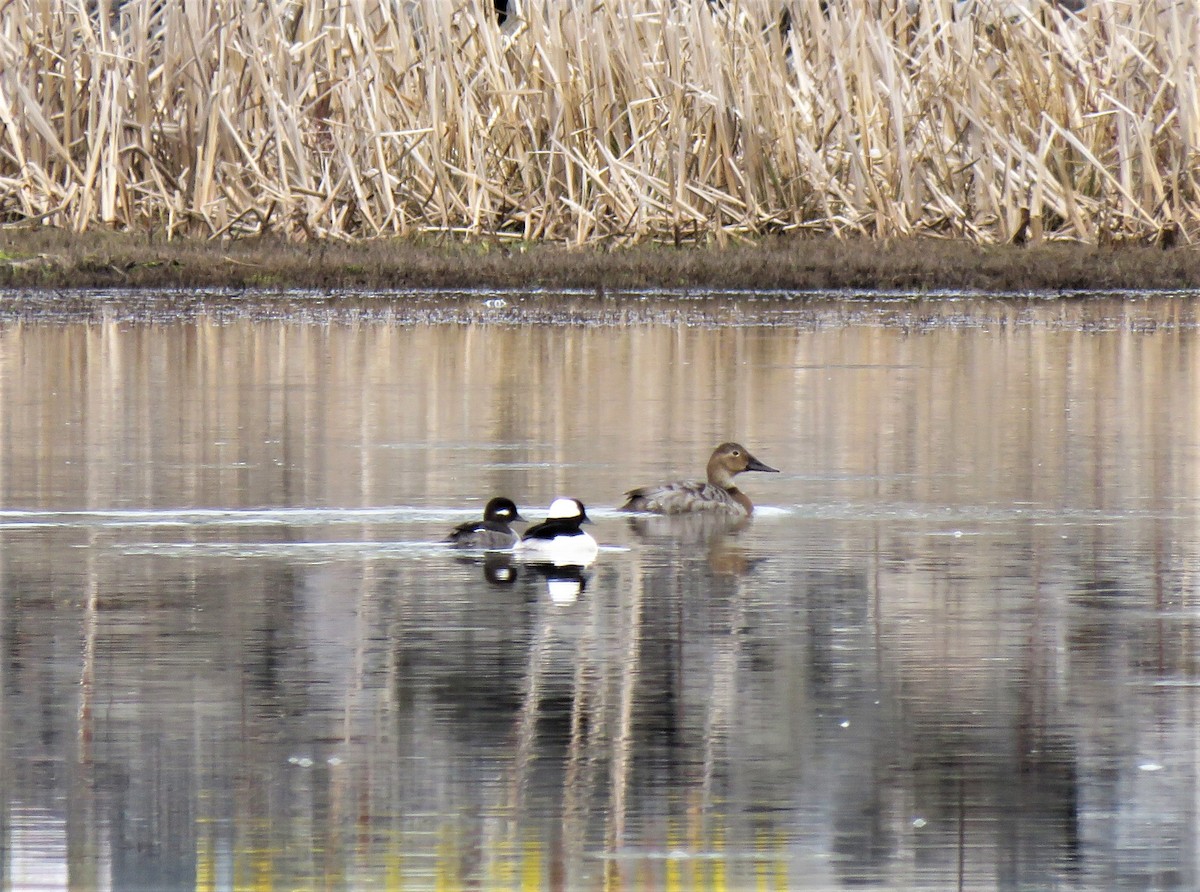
[
  {"xmin": 620, "ymin": 442, "xmax": 778, "ymax": 516},
  {"xmin": 446, "ymin": 497, "xmax": 525, "ymax": 549},
  {"xmin": 515, "ymin": 497, "xmax": 599, "ymax": 564}
]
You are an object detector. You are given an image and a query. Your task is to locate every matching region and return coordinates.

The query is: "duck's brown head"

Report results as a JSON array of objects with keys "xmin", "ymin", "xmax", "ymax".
[{"xmin": 706, "ymin": 442, "xmax": 778, "ymax": 489}]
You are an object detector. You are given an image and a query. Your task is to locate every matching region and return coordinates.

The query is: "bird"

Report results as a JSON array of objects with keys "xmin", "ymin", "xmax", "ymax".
[
  {"xmin": 515, "ymin": 497, "xmax": 599, "ymax": 565},
  {"xmin": 620, "ymin": 442, "xmax": 778, "ymax": 516},
  {"xmin": 445, "ymin": 497, "xmax": 525, "ymax": 549}
]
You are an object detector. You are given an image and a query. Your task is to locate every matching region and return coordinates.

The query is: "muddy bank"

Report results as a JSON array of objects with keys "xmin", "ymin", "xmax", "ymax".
[{"xmin": 1, "ymin": 229, "xmax": 1198, "ymax": 293}]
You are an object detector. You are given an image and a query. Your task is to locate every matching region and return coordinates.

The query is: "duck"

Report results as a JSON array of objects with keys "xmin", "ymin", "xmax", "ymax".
[
  {"xmin": 515, "ymin": 497, "xmax": 599, "ymax": 564},
  {"xmin": 446, "ymin": 497, "xmax": 525, "ymax": 549},
  {"xmin": 620, "ymin": 442, "xmax": 778, "ymax": 516}
]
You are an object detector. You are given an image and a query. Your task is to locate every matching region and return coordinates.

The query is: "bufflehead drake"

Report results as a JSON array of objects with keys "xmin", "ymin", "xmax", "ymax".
[
  {"xmin": 446, "ymin": 497, "xmax": 525, "ymax": 549},
  {"xmin": 620, "ymin": 442, "xmax": 779, "ymax": 516},
  {"xmin": 515, "ymin": 497, "xmax": 599, "ymax": 564}
]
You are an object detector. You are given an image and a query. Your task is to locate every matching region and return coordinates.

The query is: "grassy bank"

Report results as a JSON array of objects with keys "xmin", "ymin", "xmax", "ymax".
[
  {"xmin": 2, "ymin": 0, "xmax": 1197, "ymax": 248},
  {"xmin": 1, "ymin": 228, "xmax": 1198, "ymax": 291}
]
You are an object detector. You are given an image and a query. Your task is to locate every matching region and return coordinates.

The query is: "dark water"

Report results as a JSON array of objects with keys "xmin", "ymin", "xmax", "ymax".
[{"xmin": 2, "ymin": 291, "xmax": 1199, "ymax": 890}]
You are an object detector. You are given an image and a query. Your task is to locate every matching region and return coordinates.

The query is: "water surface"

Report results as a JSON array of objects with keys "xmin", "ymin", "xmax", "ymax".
[{"xmin": 2, "ymin": 290, "xmax": 1199, "ymax": 890}]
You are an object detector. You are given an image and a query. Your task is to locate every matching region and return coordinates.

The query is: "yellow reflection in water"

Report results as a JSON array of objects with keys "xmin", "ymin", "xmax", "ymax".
[{"xmin": 180, "ymin": 812, "xmax": 798, "ymax": 891}]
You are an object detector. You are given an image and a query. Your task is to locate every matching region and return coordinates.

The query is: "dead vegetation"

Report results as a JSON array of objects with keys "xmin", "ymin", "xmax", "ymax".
[{"xmin": 1, "ymin": 0, "xmax": 1198, "ymax": 249}]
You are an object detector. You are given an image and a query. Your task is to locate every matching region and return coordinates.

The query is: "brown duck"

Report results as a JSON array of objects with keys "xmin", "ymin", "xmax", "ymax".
[{"xmin": 620, "ymin": 442, "xmax": 778, "ymax": 516}]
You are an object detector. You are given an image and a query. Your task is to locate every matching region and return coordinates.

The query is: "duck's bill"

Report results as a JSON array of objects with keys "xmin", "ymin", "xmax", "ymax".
[{"xmin": 747, "ymin": 456, "xmax": 779, "ymax": 473}]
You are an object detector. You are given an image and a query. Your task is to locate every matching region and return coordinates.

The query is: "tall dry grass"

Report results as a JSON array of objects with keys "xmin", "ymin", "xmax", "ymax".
[{"xmin": 0, "ymin": 0, "xmax": 1196, "ymax": 245}]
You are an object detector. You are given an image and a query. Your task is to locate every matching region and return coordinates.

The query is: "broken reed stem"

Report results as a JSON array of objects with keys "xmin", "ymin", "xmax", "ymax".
[{"xmin": 0, "ymin": 0, "xmax": 1196, "ymax": 246}]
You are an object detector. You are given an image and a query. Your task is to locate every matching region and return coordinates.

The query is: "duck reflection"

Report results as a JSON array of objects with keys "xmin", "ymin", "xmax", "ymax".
[
  {"xmin": 626, "ymin": 511, "xmax": 763, "ymax": 577},
  {"xmin": 453, "ymin": 545, "xmax": 596, "ymax": 600},
  {"xmin": 453, "ymin": 551, "xmax": 521, "ymax": 586},
  {"xmin": 523, "ymin": 561, "xmax": 592, "ymax": 603},
  {"xmin": 482, "ymin": 552, "xmax": 519, "ymax": 586}
]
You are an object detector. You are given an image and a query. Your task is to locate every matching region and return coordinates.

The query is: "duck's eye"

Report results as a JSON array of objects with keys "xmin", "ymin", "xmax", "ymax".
[{"xmin": 731, "ymin": 450, "xmax": 741, "ymax": 456}]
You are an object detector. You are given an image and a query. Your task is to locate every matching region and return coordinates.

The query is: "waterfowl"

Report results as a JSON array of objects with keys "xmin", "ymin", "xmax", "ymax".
[
  {"xmin": 446, "ymin": 497, "xmax": 525, "ymax": 549},
  {"xmin": 515, "ymin": 497, "xmax": 599, "ymax": 565},
  {"xmin": 620, "ymin": 442, "xmax": 778, "ymax": 516}
]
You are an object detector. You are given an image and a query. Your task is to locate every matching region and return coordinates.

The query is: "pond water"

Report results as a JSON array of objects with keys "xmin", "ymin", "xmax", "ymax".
[{"xmin": 1, "ymin": 290, "xmax": 1199, "ymax": 891}]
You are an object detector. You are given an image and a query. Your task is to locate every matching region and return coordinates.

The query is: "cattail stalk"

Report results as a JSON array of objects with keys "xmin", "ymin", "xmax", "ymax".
[{"xmin": 0, "ymin": 0, "xmax": 1195, "ymax": 245}]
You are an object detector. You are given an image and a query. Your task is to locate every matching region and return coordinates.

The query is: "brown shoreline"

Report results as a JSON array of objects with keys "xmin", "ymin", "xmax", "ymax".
[{"xmin": 2, "ymin": 228, "xmax": 1199, "ymax": 293}]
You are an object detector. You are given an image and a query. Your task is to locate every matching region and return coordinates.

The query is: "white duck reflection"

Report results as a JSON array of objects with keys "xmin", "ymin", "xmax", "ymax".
[{"xmin": 525, "ymin": 561, "xmax": 592, "ymax": 604}]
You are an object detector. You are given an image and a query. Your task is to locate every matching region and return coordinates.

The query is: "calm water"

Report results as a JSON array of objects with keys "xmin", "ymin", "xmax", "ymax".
[{"xmin": 1, "ymin": 291, "xmax": 1199, "ymax": 891}]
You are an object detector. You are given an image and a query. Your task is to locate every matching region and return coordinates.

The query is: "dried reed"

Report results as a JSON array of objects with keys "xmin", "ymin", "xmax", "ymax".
[{"xmin": 0, "ymin": 0, "xmax": 1196, "ymax": 245}]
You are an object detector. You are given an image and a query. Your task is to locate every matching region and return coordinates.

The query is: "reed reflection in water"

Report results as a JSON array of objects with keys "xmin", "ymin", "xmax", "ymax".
[{"xmin": 1, "ymin": 293, "xmax": 1198, "ymax": 890}]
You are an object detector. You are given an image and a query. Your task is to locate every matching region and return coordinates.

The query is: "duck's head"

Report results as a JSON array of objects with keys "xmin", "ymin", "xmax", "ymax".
[
  {"xmin": 546, "ymin": 497, "xmax": 592, "ymax": 524},
  {"xmin": 484, "ymin": 497, "xmax": 524, "ymax": 523},
  {"xmin": 708, "ymin": 442, "xmax": 778, "ymax": 488}
]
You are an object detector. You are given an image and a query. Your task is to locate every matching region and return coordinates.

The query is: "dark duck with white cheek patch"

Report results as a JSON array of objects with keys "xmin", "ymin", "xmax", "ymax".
[
  {"xmin": 620, "ymin": 442, "xmax": 779, "ymax": 516},
  {"xmin": 446, "ymin": 497, "xmax": 525, "ymax": 549}
]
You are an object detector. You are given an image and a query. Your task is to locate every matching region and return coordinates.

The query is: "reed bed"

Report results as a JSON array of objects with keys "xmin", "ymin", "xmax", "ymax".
[{"xmin": 1, "ymin": 0, "xmax": 1197, "ymax": 246}]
